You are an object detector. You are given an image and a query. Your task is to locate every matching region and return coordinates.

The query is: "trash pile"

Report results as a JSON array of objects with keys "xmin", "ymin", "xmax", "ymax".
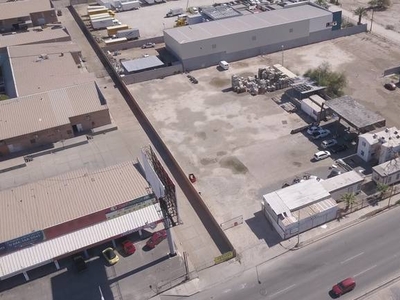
[{"xmin": 232, "ymin": 66, "xmax": 293, "ymax": 95}]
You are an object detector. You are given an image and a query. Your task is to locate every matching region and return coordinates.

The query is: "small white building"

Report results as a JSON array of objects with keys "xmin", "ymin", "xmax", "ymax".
[
  {"xmin": 301, "ymin": 98, "xmax": 321, "ymax": 121},
  {"xmin": 321, "ymin": 170, "xmax": 364, "ymax": 200},
  {"xmin": 262, "ymin": 179, "xmax": 338, "ymax": 239},
  {"xmin": 357, "ymin": 127, "xmax": 400, "ymax": 164},
  {"xmin": 372, "ymin": 158, "xmax": 400, "ymax": 185}
]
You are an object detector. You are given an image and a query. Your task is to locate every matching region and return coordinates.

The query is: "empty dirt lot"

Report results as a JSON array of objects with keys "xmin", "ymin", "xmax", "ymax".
[{"xmin": 129, "ymin": 32, "xmax": 400, "ymax": 253}]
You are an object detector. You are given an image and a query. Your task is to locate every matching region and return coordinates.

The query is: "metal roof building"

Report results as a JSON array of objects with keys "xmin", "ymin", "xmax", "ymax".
[
  {"xmin": 0, "ymin": 0, "xmax": 53, "ymax": 21},
  {"xmin": 0, "ymin": 161, "xmax": 164, "ymax": 280},
  {"xmin": 262, "ymin": 179, "xmax": 338, "ymax": 239},
  {"xmin": 326, "ymin": 95, "xmax": 386, "ymax": 133},
  {"xmin": 0, "ymin": 82, "xmax": 107, "ymax": 141},
  {"xmin": 164, "ymin": 3, "xmax": 337, "ymax": 70},
  {"xmin": 121, "ymin": 56, "xmax": 164, "ymax": 73},
  {"xmin": 6, "ymin": 41, "xmax": 96, "ymax": 97}
]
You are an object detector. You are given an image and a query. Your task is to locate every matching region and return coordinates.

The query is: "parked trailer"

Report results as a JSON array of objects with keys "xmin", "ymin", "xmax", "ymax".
[
  {"xmin": 166, "ymin": 8, "xmax": 184, "ymax": 17},
  {"xmin": 116, "ymin": 28, "xmax": 140, "ymax": 40},
  {"xmin": 104, "ymin": 37, "xmax": 127, "ymax": 45},
  {"xmin": 107, "ymin": 24, "xmax": 129, "ymax": 36},
  {"xmin": 90, "ymin": 13, "xmax": 112, "ymax": 20},
  {"xmin": 88, "ymin": 8, "xmax": 109, "ymax": 15},
  {"xmin": 87, "ymin": 5, "xmax": 106, "ymax": 10},
  {"xmin": 92, "ymin": 18, "xmax": 116, "ymax": 29},
  {"xmin": 119, "ymin": 1, "xmax": 140, "ymax": 11}
]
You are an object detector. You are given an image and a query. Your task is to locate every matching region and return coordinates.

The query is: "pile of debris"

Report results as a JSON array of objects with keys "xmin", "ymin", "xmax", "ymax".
[{"xmin": 231, "ymin": 66, "xmax": 293, "ymax": 95}]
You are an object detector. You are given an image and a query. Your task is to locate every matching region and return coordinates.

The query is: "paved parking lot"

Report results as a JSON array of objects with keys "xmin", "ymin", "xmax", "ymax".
[
  {"xmin": 129, "ymin": 31, "xmax": 400, "ymax": 254},
  {"xmin": 0, "ymin": 230, "xmax": 185, "ymax": 300}
]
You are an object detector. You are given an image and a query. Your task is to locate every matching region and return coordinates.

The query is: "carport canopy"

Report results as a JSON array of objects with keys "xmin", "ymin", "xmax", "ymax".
[
  {"xmin": 121, "ymin": 56, "xmax": 164, "ymax": 73},
  {"xmin": 0, "ymin": 204, "xmax": 163, "ymax": 281},
  {"xmin": 326, "ymin": 95, "xmax": 386, "ymax": 133}
]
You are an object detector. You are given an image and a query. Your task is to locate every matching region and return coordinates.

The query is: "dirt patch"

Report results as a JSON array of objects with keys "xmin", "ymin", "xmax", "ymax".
[
  {"xmin": 219, "ymin": 156, "xmax": 249, "ymax": 174},
  {"xmin": 209, "ymin": 77, "xmax": 230, "ymax": 88},
  {"xmin": 217, "ymin": 151, "xmax": 227, "ymax": 156},
  {"xmin": 195, "ymin": 131, "xmax": 207, "ymax": 140},
  {"xmin": 200, "ymin": 157, "xmax": 218, "ymax": 165}
]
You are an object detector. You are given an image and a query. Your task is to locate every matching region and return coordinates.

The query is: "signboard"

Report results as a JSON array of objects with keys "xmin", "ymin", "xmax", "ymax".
[
  {"xmin": 0, "ymin": 231, "xmax": 45, "ymax": 256},
  {"xmin": 214, "ymin": 251, "xmax": 234, "ymax": 264},
  {"xmin": 106, "ymin": 198, "xmax": 158, "ymax": 220},
  {"xmin": 141, "ymin": 150, "xmax": 165, "ymax": 198}
]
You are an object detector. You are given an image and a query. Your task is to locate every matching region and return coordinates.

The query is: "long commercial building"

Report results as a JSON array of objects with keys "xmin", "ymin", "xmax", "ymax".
[
  {"xmin": 0, "ymin": 161, "xmax": 163, "ymax": 281},
  {"xmin": 164, "ymin": 3, "xmax": 342, "ymax": 70}
]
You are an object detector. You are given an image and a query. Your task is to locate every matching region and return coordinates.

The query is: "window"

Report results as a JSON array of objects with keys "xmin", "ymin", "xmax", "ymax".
[
  {"xmin": 362, "ymin": 141, "xmax": 366, "ymax": 147},
  {"xmin": 252, "ymin": 36, "xmax": 256, "ymax": 41},
  {"xmin": 360, "ymin": 150, "xmax": 365, "ymax": 156},
  {"xmin": 30, "ymin": 139, "xmax": 36, "ymax": 144},
  {"xmin": 289, "ymin": 28, "xmax": 293, "ymax": 33},
  {"xmin": 212, "ymin": 44, "xmax": 216, "ymax": 49}
]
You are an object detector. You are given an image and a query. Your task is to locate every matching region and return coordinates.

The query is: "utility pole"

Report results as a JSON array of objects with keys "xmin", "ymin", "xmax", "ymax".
[
  {"xmin": 281, "ymin": 45, "xmax": 284, "ymax": 66},
  {"xmin": 295, "ymin": 209, "xmax": 301, "ymax": 247},
  {"xmin": 370, "ymin": 9, "xmax": 374, "ymax": 32}
]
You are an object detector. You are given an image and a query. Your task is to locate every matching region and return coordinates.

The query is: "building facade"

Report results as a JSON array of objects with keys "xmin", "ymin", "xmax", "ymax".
[
  {"xmin": 357, "ymin": 127, "xmax": 400, "ymax": 164},
  {"xmin": 164, "ymin": 3, "xmax": 340, "ymax": 70},
  {"xmin": 372, "ymin": 158, "xmax": 400, "ymax": 185}
]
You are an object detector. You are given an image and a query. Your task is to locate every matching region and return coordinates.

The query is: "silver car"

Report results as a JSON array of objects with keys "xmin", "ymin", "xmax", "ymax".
[{"xmin": 321, "ymin": 138, "xmax": 337, "ymax": 149}]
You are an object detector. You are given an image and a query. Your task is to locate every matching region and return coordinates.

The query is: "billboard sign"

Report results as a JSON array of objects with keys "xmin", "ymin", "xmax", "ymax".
[{"xmin": 0, "ymin": 231, "xmax": 45, "ymax": 256}]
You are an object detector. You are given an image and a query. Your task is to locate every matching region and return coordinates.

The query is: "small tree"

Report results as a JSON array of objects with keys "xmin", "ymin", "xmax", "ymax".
[
  {"xmin": 341, "ymin": 193, "xmax": 356, "ymax": 210},
  {"xmin": 369, "ymin": 0, "xmax": 391, "ymax": 10},
  {"xmin": 377, "ymin": 182, "xmax": 389, "ymax": 199},
  {"xmin": 304, "ymin": 62, "xmax": 347, "ymax": 97},
  {"xmin": 315, "ymin": 0, "xmax": 328, "ymax": 8},
  {"xmin": 353, "ymin": 7, "xmax": 368, "ymax": 25}
]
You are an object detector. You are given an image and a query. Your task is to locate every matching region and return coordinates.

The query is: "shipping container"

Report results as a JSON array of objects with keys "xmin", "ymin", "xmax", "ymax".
[
  {"xmin": 116, "ymin": 28, "xmax": 140, "ymax": 40},
  {"xmin": 90, "ymin": 13, "xmax": 112, "ymax": 20},
  {"xmin": 88, "ymin": 8, "xmax": 109, "ymax": 15},
  {"xmin": 166, "ymin": 8, "xmax": 184, "ymax": 17},
  {"xmin": 107, "ymin": 24, "xmax": 129, "ymax": 36},
  {"xmin": 104, "ymin": 37, "xmax": 127, "ymax": 45},
  {"xmin": 120, "ymin": 1, "xmax": 140, "ymax": 11},
  {"xmin": 92, "ymin": 18, "xmax": 115, "ymax": 29}
]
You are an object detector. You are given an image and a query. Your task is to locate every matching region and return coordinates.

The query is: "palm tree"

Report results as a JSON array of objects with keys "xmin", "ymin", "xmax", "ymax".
[
  {"xmin": 341, "ymin": 193, "xmax": 356, "ymax": 210},
  {"xmin": 377, "ymin": 182, "xmax": 389, "ymax": 199},
  {"xmin": 353, "ymin": 7, "xmax": 368, "ymax": 25}
]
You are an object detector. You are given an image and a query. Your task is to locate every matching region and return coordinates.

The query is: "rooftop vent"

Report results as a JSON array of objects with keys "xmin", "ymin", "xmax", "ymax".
[
  {"xmin": 395, "ymin": 131, "xmax": 398, "ymax": 134},
  {"xmin": 39, "ymin": 54, "xmax": 48, "ymax": 59},
  {"xmin": 373, "ymin": 134, "xmax": 378, "ymax": 138},
  {"xmin": 385, "ymin": 128, "xmax": 389, "ymax": 133},
  {"xmin": 397, "ymin": 135, "xmax": 400, "ymax": 139}
]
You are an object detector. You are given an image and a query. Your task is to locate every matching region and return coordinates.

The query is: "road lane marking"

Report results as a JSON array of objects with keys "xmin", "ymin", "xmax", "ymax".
[
  {"xmin": 354, "ymin": 265, "xmax": 377, "ymax": 277},
  {"xmin": 341, "ymin": 252, "xmax": 364, "ymax": 264},
  {"xmin": 268, "ymin": 284, "xmax": 296, "ymax": 298}
]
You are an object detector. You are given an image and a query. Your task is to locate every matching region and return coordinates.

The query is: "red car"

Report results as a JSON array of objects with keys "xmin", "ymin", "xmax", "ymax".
[
  {"xmin": 332, "ymin": 277, "xmax": 356, "ymax": 296},
  {"xmin": 122, "ymin": 240, "xmax": 136, "ymax": 255},
  {"xmin": 146, "ymin": 230, "xmax": 167, "ymax": 249}
]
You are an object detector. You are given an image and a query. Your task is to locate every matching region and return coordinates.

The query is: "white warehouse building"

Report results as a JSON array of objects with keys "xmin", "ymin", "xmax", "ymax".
[{"xmin": 164, "ymin": 3, "xmax": 342, "ymax": 70}]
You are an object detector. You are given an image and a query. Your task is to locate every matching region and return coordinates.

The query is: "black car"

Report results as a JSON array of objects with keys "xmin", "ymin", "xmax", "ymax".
[
  {"xmin": 384, "ymin": 82, "xmax": 396, "ymax": 91},
  {"xmin": 331, "ymin": 144, "xmax": 348, "ymax": 153},
  {"xmin": 73, "ymin": 256, "xmax": 87, "ymax": 272}
]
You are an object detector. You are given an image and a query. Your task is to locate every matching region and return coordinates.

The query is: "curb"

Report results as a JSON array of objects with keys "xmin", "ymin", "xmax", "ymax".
[{"xmin": 354, "ymin": 273, "xmax": 400, "ymax": 299}]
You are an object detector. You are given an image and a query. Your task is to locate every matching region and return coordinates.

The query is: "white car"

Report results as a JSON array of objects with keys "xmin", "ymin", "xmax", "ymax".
[
  {"xmin": 314, "ymin": 150, "xmax": 331, "ymax": 161},
  {"xmin": 321, "ymin": 139, "xmax": 337, "ymax": 149},
  {"xmin": 307, "ymin": 125, "xmax": 322, "ymax": 135},
  {"xmin": 312, "ymin": 129, "xmax": 331, "ymax": 140}
]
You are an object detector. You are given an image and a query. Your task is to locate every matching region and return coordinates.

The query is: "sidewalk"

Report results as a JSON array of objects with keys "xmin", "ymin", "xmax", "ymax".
[
  {"xmin": 339, "ymin": 5, "xmax": 400, "ymax": 46},
  {"xmin": 156, "ymin": 193, "xmax": 400, "ymax": 298}
]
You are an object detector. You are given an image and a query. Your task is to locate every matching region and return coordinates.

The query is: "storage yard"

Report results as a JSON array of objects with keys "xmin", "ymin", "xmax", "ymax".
[{"xmin": 130, "ymin": 32, "xmax": 400, "ymax": 251}]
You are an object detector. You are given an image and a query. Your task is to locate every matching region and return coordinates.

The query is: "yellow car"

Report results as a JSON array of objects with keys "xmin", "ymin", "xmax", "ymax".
[{"xmin": 102, "ymin": 247, "xmax": 119, "ymax": 265}]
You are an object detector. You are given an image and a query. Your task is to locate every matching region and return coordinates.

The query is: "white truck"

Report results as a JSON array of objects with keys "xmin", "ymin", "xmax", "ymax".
[
  {"xmin": 166, "ymin": 8, "xmax": 184, "ymax": 17},
  {"xmin": 116, "ymin": 28, "xmax": 140, "ymax": 40},
  {"xmin": 117, "ymin": 1, "xmax": 140, "ymax": 11}
]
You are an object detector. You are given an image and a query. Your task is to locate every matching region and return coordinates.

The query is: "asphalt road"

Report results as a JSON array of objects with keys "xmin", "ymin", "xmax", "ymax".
[{"xmin": 190, "ymin": 206, "xmax": 400, "ymax": 300}]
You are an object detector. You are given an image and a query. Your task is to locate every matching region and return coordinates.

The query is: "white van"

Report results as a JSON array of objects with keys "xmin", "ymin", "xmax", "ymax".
[{"xmin": 219, "ymin": 60, "xmax": 229, "ymax": 70}]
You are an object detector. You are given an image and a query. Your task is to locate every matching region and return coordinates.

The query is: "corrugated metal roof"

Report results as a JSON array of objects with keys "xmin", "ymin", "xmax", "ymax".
[
  {"xmin": 164, "ymin": 3, "xmax": 331, "ymax": 43},
  {"xmin": 0, "ymin": 29, "xmax": 70, "ymax": 48},
  {"xmin": 321, "ymin": 170, "xmax": 364, "ymax": 193},
  {"xmin": 121, "ymin": 56, "xmax": 164, "ymax": 73},
  {"xmin": 0, "ymin": 161, "xmax": 153, "ymax": 242},
  {"xmin": 0, "ymin": 81, "xmax": 106, "ymax": 140},
  {"xmin": 0, "ymin": 0, "xmax": 53, "ymax": 20},
  {"xmin": 0, "ymin": 204, "xmax": 163, "ymax": 279},
  {"xmin": 263, "ymin": 179, "xmax": 331, "ymax": 215},
  {"xmin": 10, "ymin": 49, "xmax": 96, "ymax": 97}
]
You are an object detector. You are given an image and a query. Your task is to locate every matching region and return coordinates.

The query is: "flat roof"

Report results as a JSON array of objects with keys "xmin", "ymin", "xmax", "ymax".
[
  {"xmin": 321, "ymin": 170, "xmax": 364, "ymax": 193},
  {"xmin": 0, "ymin": 204, "xmax": 162, "ymax": 280},
  {"xmin": 263, "ymin": 179, "xmax": 331, "ymax": 215},
  {"xmin": 0, "ymin": 82, "xmax": 106, "ymax": 140},
  {"xmin": 121, "ymin": 56, "xmax": 164, "ymax": 73},
  {"xmin": 0, "ymin": 0, "xmax": 53, "ymax": 21},
  {"xmin": 373, "ymin": 158, "xmax": 400, "ymax": 177},
  {"xmin": 0, "ymin": 29, "xmax": 70, "ymax": 48},
  {"xmin": 360, "ymin": 126, "xmax": 400, "ymax": 146},
  {"xmin": 326, "ymin": 95, "xmax": 386, "ymax": 131},
  {"xmin": 164, "ymin": 3, "xmax": 331, "ymax": 44},
  {"xmin": 201, "ymin": 6, "xmax": 242, "ymax": 20},
  {"xmin": 302, "ymin": 98, "xmax": 321, "ymax": 111},
  {"xmin": 8, "ymin": 42, "xmax": 96, "ymax": 96},
  {"xmin": 0, "ymin": 161, "xmax": 154, "ymax": 242}
]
